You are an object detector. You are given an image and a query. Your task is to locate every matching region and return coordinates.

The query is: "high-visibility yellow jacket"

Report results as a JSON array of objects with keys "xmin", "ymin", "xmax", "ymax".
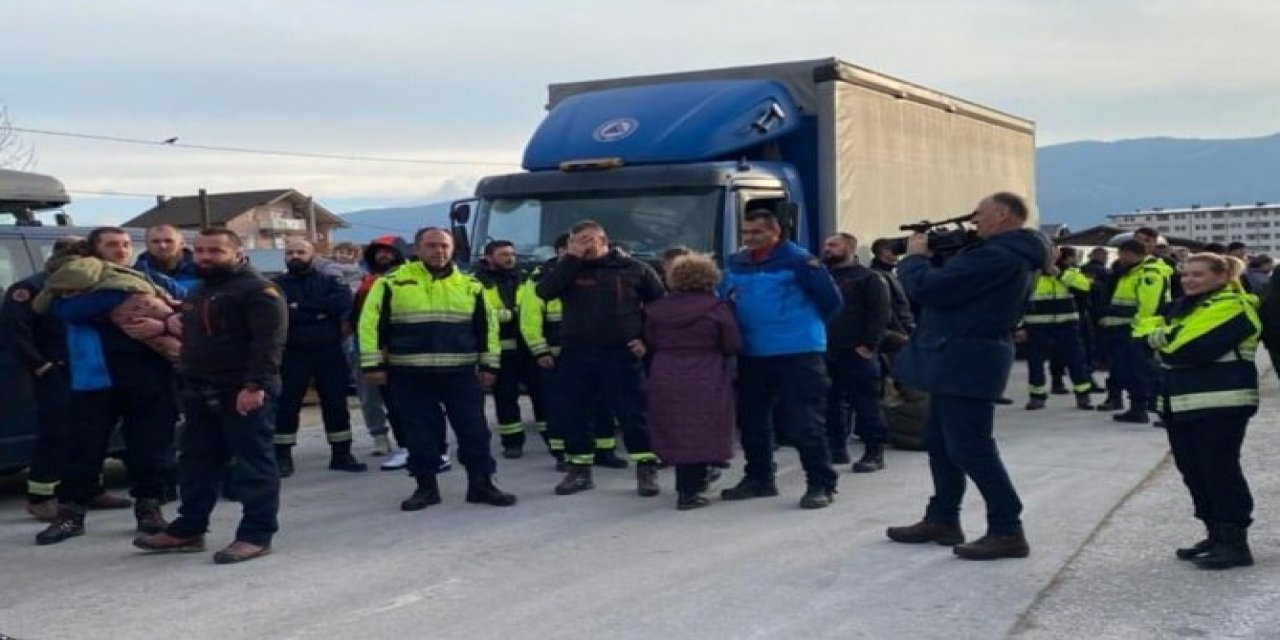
[
  {"xmin": 475, "ymin": 267, "xmax": 523, "ymax": 353},
  {"xmin": 1100, "ymin": 257, "xmax": 1170, "ymax": 337},
  {"xmin": 1023, "ymin": 267, "xmax": 1091, "ymax": 326},
  {"xmin": 518, "ymin": 264, "xmax": 562, "ymax": 358},
  {"xmin": 357, "ymin": 262, "xmax": 500, "ymax": 372},
  {"xmin": 1146, "ymin": 286, "xmax": 1260, "ymax": 420}
]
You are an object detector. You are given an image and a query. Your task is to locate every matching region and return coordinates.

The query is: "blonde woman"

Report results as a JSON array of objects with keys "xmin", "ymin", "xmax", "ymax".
[{"xmin": 1146, "ymin": 253, "xmax": 1260, "ymax": 569}]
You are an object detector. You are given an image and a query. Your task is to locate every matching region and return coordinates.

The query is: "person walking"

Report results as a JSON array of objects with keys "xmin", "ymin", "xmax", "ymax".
[
  {"xmin": 133, "ymin": 228, "xmax": 287, "ymax": 564},
  {"xmin": 718, "ymin": 209, "xmax": 843, "ymax": 509},
  {"xmin": 1147, "ymin": 253, "xmax": 1260, "ymax": 569},
  {"xmin": 644, "ymin": 253, "xmax": 742, "ymax": 510}
]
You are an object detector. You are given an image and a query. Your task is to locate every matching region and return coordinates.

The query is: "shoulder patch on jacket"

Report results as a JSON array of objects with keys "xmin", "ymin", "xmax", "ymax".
[{"xmin": 10, "ymin": 287, "xmax": 30, "ymax": 302}]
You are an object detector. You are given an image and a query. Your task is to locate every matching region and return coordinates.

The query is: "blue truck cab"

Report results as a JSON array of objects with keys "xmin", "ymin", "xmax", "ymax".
[{"xmin": 454, "ymin": 58, "xmax": 1037, "ymax": 266}]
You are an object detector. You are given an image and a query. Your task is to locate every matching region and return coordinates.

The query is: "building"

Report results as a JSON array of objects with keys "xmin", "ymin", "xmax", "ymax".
[
  {"xmin": 123, "ymin": 189, "xmax": 348, "ymax": 250},
  {"xmin": 1110, "ymin": 202, "xmax": 1280, "ymax": 254}
]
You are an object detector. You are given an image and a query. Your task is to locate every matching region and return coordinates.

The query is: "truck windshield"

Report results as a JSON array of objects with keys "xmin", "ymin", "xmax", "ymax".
[{"xmin": 478, "ymin": 187, "xmax": 721, "ymax": 260}]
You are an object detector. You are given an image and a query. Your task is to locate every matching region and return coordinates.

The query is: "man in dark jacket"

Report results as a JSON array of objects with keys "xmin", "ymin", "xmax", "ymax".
[
  {"xmin": 272, "ymin": 238, "xmax": 363, "ymax": 476},
  {"xmin": 0, "ymin": 237, "xmax": 132, "ymax": 522},
  {"xmin": 822, "ymin": 233, "xmax": 891, "ymax": 472},
  {"xmin": 719, "ymin": 210, "xmax": 844, "ymax": 509},
  {"xmin": 536, "ymin": 220, "xmax": 666, "ymax": 497},
  {"xmin": 134, "ymin": 228, "xmax": 287, "ymax": 564},
  {"xmin": 888, "ymin": 192, "xmax": 1046, "ymax": 561}
]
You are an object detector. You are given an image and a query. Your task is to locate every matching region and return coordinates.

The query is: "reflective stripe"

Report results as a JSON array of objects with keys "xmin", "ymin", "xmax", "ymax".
[
  {"xmin": 498, "ymin": 422, "xmax": 525, "ymax": 435},
  {"xmin": 549, "ymin": 438, "xmax": 565, "ymax": 451},
  {"xmin": 387, "ymin": 352, "xmax": 479, "ymax": 367},
  {"xmin": 1027, "ymin": 385, "xmax": 1047, "ymax": 395},
  {"xmin": 27, "ymin": 480, "xmax": 58, "ymax": 496},
  {"xmin": 391, "ymin": 311, "xmax": 472, "ymax": 324},
  {"xmin": 499, "ymin": 339, "xmax": 518, "ymax": 351},
  {"xmin": 1099, "ymin": 317, "xmax": 1134, "ymax": 327},
  {"xmin": 545, "ymin": 311, "xmax": 563, "ymax": 322},
  {"xmin": 1022, "ymin": 313, "xmax": 1079, "ymax": 325},
  {"xmin": 534, "ymin": 421, "xmax": 547, "ymax": 433},
  {"xmin": 1168, "ymin": 389, "xmax": 1258, "ymax": 413},
  {"xmin": 325, "ymin": 430, "xmax": 353, "ymax": 443},
  {"xmin": 567, "ymin": 454, "xmax": 594, "ymax": 465},
  {"xmin": 360, "ymin": 351, "xmax": 384, "ymax": 367},
  {"xmin": 1072, "ymin": 381, "xmax": 1092, "ymax": 393},
  {"xmin": 594, "ymin": 438, "xmax": 616, "ymax": 449},
  {"xmin": 274, "ymin": 433, "xmax": 298, "ymax": 445},
  {"xmin": 628, "ymin": 452, "xmax": 659, "ymax": 463}
]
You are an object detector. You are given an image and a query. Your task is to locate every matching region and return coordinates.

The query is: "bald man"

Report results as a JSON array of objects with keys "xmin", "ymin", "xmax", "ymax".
[{"xmin": 271, "ymin": 239, "xmax": 363, "ymax": 476}]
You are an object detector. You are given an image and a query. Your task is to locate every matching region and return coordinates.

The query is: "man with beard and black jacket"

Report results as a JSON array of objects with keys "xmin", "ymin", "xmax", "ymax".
[
  {"xmin": 271, "ymin": 238, "xmax": 363, "ymax": 477},
  {"xmin": 821, "ymin": 233, "xmax": 891, "ymax": 472},
  {"xmin": 536, "ymin": 220, "xmax": 666, "ymax": 497},
  {"xmin": 474, "ymin": 240, "xmax": 547, "ymax": 460},
  {"xmin": 134, "ymin": 228, "xmax": 287, "ymax": 564},
  {"xmin": 888, "ymin": 192, "xmax": 1047, "ymax": 561}
]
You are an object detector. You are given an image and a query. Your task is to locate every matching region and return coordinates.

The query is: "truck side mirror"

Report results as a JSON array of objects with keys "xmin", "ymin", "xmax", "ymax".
[{"xmin": 450, "ymin": 201, "xmax": 473, "ymax": 225}]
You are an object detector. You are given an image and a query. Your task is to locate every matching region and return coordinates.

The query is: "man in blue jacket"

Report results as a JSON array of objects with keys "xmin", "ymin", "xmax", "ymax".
[
  {"xmin": 887, "ymin": 192, "xmax": 1048, "ymax": 560},
  {"xmin": 134, "ymin": 224, "xmax": 200, "ymax": 295},
  {"xmin": 719, "ymin": 209, "xmax": 843, "ymax": 509},
  {"xmin": 272, "ymin": 239, "xmax": 363, "ymax": 476}
]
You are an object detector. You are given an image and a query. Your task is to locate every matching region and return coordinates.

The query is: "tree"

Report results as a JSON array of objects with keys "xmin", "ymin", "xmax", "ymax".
[{"xmin": 0, "ymin": 105, "xmax": 35, "ymax": 170}]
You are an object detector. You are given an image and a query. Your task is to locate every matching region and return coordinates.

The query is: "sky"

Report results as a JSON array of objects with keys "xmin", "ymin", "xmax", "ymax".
[{"xmin": 2, "ymin": 0, "xmax": 1277, "ymax": 225}]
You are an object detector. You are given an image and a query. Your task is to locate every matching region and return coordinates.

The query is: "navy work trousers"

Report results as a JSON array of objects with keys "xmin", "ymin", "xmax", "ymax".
[{"xmin": 386, "ymin": 368, "xmax": 495, "ymax": 479}]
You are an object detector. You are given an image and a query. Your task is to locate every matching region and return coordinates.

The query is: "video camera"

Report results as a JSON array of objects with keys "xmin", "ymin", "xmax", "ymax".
[{"xmin": 885, "ymin": 212, "xmax": 980, "ymax": 260}]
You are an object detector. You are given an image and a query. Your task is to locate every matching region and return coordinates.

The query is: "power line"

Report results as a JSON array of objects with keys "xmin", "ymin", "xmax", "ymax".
[{"xmin": 11, "ymin": 126, "xmax": 522, "ymax": 168}]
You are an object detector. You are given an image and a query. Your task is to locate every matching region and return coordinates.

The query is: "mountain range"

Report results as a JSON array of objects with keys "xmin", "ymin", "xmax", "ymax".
[{"xmin": 335, "ymin": 133, "xmax": 1280, "ymax": 241}]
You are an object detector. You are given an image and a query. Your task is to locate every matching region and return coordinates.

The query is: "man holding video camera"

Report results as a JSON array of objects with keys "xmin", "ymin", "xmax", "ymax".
[{"xmin": 886, "ymin": 192, "xmax": 1048, "ymax": 561}]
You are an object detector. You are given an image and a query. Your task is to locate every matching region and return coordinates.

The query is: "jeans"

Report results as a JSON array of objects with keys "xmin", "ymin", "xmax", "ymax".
[
  {"xmin": 167, "ymin": 386, "xmax": 280, "ymax": 547},
  {"xmin": 923, "ymin": 394, "xmax": 1023, "ymax": 535},
  {"xmin": 737, "ymin": 353, "xmax": 837, "ymax": 490}
]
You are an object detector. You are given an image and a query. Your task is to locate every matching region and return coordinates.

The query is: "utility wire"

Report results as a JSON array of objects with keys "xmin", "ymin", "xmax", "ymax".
[{"xmin": 12, "ymin": 126, "xmax": 521, "ymax": 168}]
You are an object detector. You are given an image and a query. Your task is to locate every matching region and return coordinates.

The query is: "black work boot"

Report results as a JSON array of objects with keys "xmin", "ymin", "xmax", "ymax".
[
  {"xmin": 554, "ymin": 464, "xmax": 594, "ymax": 496},
  {"xmin": 501, "ymin": 433, "xmax": 525, "ymax": 459},
  {"xmin": 276, "ymin": 446, "xmax": 295, "ymax": 478},
  {"xmin": 799, "ymin": 485, "xmax": 836, "ymax": 509},
  {"xmin": 1193, "ymin": 524, "xmax": 1254, "ymax": 570},
  {"xmin": 329, "ymin": 445, "xmax": 369, "ymax": 472},
  {"xmin": 720, "ymin": 477, "xmax": 779, "ymax": 501},
  {"xmin": 36, "ymin": 504, "xmax": 86, "ymax": 546},
  {"xmin": 1075, "ymin": 393, "xmax": 1094, "ymax": 410},
  {"xmin": 676, "ymin": 492, "xmax": 710, "ymax": 511},
  {"xmin": 594, "ymin": 449, "xmax": 629, "ymax": 469},
  {"xmin": 551, "ymin": 451, "xmax": 568, "ymax": 473},
  {"xmin": 1095, "ymin": 396, "xmax": 1124, "ymax": 412},
  {"xmin": 830, "ymin": 445, "xmax": 852, "ymax": 465},
  {"xmin": 953, "ymin": 531, "xmax": 1031, "ymax": 560},
  {"xmin": 1025, "ymin": 395, "xmax": 1047, "ymax": 411},
  {"xmin": 886, "ymin": 520, "xmax": 965, "ymax": 546},
  {"xmin": 134, "ymin": 498, "xmax": 167, "ymax": 535},
  {"xmin": 852, "ymin": 443, "xmax": 885, "ymax": 473},
  {"xmin": 1112, "ymin": 408, "xmax": 1149, "ymax": 424},
  {"xmin": 401, "ymin": 474, "xmax": 442, "ymax": 511},
  {"xmin": 1176, "ymin": 523, "xmax": 1215, "ymax": 561},
  {"xmin": 636, "ymin": 461, "xmax": 660, "ymax": 497},
  {"xmin": 466, "ymin": 476, "xmax": 517, "ymax": 507}
]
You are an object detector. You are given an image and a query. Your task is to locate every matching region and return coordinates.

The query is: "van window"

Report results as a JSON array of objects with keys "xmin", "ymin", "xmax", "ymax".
[{"xmin": 0, "ymin": 237, "xmax": 35, "ymax": 290}]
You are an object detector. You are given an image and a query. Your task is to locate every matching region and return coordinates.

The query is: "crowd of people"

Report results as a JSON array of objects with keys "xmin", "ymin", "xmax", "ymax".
[{"xmin": 1, "ymin": 196, "xmax": 1273, "ymax": 569}]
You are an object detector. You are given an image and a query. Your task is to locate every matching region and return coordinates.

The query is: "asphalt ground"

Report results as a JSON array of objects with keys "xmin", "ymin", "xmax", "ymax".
[{"xmin": 0, "ymin": 364, "xmax": 1274, "ymax": 639}]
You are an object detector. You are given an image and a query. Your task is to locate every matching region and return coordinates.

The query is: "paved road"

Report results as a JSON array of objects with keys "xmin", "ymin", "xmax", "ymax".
[{"xmin": 0, "ymin": 366, "xmax": 1273, "ymax": 639}]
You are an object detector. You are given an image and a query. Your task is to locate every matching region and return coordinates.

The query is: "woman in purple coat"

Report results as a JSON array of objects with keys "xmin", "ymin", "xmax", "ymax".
[{"xmin": 644, "ymin": 253, "xmax": 743, "ymax": 510}]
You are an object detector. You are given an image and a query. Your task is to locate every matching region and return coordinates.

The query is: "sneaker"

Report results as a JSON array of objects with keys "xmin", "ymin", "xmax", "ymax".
[{"xmin": 380, "ymin": 449, "xmax": 409, "ymax": 471}]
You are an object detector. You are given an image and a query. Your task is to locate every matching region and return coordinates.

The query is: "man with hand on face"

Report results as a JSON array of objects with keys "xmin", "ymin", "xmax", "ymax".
[
  {"xmin": 133, "ymin": 228, "xmax": 287, "ymax": 564},
  {"xmin": 135, "ymin": 224, "xmax": 200, "ymax": 294},
  {"xmin": 272, "ymin": 238, "xmax": 362, "ymax": 477},
  {"xmin": 359, "ymin": 227, "xmax": 516, "ymax": 512},
  {"xmin": 474, "ymin": 240, "xmax": 547, "ymax": 460},
  {"xmin": 536, "ymin": 220, "xmax": 666, "ymax": 497}
]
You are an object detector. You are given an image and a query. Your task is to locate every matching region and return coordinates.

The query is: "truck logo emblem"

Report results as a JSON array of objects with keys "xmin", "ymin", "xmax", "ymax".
[{"xmin": 593, "ymin": 118, "xmax": 639, "ymax": 142}]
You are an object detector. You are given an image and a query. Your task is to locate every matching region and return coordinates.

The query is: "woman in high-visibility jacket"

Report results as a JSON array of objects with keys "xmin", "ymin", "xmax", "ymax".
[{"xmin": 1145, "ymin": 253, "xmax": 1260, "ymax": 570}]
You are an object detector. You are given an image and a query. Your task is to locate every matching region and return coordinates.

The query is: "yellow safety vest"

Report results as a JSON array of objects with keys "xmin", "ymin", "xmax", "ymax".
[
  {"xmin": 1147, "ymin": 287, "xmax": 1260, "ymax": 418},
  {"xmin": 1023, "ymin": 267, "xmax": 1091, "ymax": 326},
  {"xmin": 518, "ymin": 265, "xmax": 563, "ymax": 358}
]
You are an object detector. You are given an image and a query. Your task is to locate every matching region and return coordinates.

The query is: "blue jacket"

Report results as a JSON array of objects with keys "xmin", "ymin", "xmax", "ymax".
[
  {"xmin": 894, "ymin": 228, "xmax": 1049, "ymax": 400},
  {"xmin": 135, "ymin": 250, "xmax": 199, "ymax": 297},
  {"xmin": 720, "ymin": 241, "xmax": 842, "ymax": 357}
]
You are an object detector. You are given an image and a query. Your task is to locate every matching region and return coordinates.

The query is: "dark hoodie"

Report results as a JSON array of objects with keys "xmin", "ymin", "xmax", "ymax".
[
  {"xmin": 354, "ymin": 235, "xmax": 408, "ymax": 318},
  {"xmin": 893, "ymin": 228, "xmax": 1049, "ymax": 399}
]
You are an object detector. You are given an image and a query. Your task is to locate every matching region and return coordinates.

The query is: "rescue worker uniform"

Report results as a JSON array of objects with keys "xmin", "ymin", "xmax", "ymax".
[
  {"xmin": 475, "ymin": 262, "xmax": 547, "ymax": 459},
  {"xmin": 1099, "ymin": 256, "xmax": 1171, "ymax": 421},
  {"xmin": 272, "ymin": 263, "xmax": 364, "ymax": 475},
  {"xmin": 823, "ymin": 260, "xmax": 891, "ymax": 470},
  {"xmin": 36, "ymin": 269, "xmax": 184, "ymax": 545},
  {"xmin": 1021, "ymin": 267, "xmax": 1094, "ymax": 410},
  {"xmin": 1146, "ymin": 285, "xmax": 1259, "ymax": 569},
  {"xmin": 519, "ymin": 262, "xmax": 626, "ymax": 469},
  {"xmin": 535, "ymin": 249, "xmax": 665, "ymax": 496},
  {"xmin": 358, "ymin": 260, "xmax": 515, "ymax": 511},
  {"xmin": 137, "ymin": 262, "xmax": 288, "ymax": 561}
]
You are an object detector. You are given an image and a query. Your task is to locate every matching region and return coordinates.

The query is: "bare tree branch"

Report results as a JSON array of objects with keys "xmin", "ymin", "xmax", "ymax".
[{"xmin": 0, "ymin": 105, "xmax": 37, "ymax": 170}]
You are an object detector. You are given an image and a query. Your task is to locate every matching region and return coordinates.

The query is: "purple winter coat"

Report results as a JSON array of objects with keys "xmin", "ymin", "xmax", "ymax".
[{"xmin": 643, "ymin": 292, "xmax": 742, "ymax": 464}]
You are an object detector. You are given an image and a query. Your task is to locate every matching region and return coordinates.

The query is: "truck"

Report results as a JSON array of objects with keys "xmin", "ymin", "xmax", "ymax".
[{"xmin": 451, "ymin": 57, "xmax": 1036, "ymax": 264}]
